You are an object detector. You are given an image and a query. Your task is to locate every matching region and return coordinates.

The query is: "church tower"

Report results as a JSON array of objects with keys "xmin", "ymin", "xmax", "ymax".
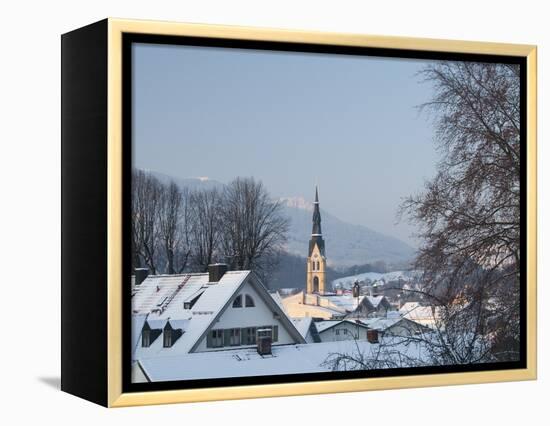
[{"xmin": 306, "ymin": 186, "xmax": 327, "ymax": 294}]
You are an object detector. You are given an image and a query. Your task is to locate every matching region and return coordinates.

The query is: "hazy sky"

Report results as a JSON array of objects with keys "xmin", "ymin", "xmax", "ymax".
[{"xmin": 132, "ymin": 43, "xmax": 439, "ymax": 246}]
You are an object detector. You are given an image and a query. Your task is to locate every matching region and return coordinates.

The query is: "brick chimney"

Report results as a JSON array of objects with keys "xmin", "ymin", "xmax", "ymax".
[
  {"xmin": 208, "ymin": 263, "xmax": 228, "ymax": 282},
  {"xmin": 257, "ymin": 328, "xmax": 273, "ymax": 355},
  {"xmin": 367, "ymin": 329, "xmax": 379, "ymax": 344}
]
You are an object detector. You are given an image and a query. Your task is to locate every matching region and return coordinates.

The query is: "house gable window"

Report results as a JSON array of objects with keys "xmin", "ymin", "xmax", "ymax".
[
  {"xmin": 224, "ymin": 328, "xmax": 241, "ymax": 346},
  {"xmin": 232, "ymin": 295, "xmax": 243, "ymax": 308},
  {"xmin": 241, "ymin": 327, "xmax": 256, "ymax": 345},
  {"xmin": 207, "ymin": 329, "xmax": 224, "ymax": 348},
  {"xmin": 245, "ymin": 294, "xmax": 255, "ymax": 307}
]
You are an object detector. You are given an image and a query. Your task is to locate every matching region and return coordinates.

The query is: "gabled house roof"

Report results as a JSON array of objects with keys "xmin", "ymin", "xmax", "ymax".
[
  {"xmin": 136, "ymin": 338, "xmax": 431, "ymax": 382},
  {"xmin": 314, "ymin": 319, "xmax": 371, "ymax": 334},
  {"xmin": 292, "ymin": 317, "xmax": 314, "ymax": 338},
  {"xmin": 132, "ymin": 270, "xmax": 305, "ymax": 359},
  {"xmin": 358, "ymin": 316, "xmax": 429, "ymax": 333}
]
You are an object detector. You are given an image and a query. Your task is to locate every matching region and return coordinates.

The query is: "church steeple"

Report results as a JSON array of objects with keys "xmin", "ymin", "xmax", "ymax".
[
  {"xmin": 312, "ymin": 186, "xmax": 322, "ymax": 236},
  {"xmin": 306, "ymin": 186, "xmax": 327, "ymax": 294},
  {"xmin": 308, "ymin": 186, "xmax": 325, "ymax": 257}
]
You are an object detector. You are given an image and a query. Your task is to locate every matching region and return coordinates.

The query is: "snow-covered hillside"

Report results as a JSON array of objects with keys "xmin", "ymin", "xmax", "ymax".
[
  {"xmin": 280, "ymin": 197, "xmax": 416, "ymax": 267},
  {"xmin": 147, "ymin": 170, "xmax": 224, "ymax": 191},
  {"xmin": 331, "ymin": 270, "xmax": 422, "ymax": 289}
]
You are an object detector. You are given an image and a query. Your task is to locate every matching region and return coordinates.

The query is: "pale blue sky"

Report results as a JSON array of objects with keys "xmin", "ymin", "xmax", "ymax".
[{"xmin": 132, "ymin": 43, "xmax": 438, "ymax": 246}]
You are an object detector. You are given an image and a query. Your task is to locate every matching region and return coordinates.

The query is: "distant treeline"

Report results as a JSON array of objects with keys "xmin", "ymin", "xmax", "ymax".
[{"xmin": 131, "ymin": 170, "xmax": 289, "ymax": 279}]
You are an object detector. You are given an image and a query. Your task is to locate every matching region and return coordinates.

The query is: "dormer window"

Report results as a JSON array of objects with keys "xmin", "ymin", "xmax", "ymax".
[
  {"xmin": 163, "ymin": 322, "xmax": 183, "ymax": 348},
  {"xmin": 232, "ymin": 295, "xmax": 243, "ymax": 308},
  {"xmin": 163, "ymin": 330, "xmax": 172, "ymax": 347},
  {"xmin": 141, "ymin": 323, "xmax": 162, "ymax": 347},
  {"xmin": 142, "ymin": 329, "xmax": 151, "ymax": 347},
  {"xmin": 245, "ymin": 294, "xmax": 255, "ymax": 307},
  {"xmin": 184, "ymin": 291, "xmax": 204, "ymax": 309}
]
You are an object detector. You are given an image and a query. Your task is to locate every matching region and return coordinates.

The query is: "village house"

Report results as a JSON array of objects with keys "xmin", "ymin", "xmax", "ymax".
[
  {"xmin": 131, "ymin": 264, "xmax": 306, "ymax": 368},
  {"xmin": 314, "ymin": 319, "xmax": 372, "ymax": 342},
  {"xmin": 399, "ymin": 302, "xmax": 441, "ymax": 328},
  {"xmin": 358, "ymin": 312, "xmax": 430, "ymax": 337},
  {"xmin": 129, "ymin": 188, "xmax": 434, "ymax": 383}
]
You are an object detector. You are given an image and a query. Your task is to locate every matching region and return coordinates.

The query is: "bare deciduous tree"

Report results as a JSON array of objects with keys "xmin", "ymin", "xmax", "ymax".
[
  {"xmin": 327, "ymin": 62, "xmax": 522, "ymax": 372},
  {"xmin": 400, "ymin": 61, "xmax": 521, "ymax": 362},
  {"xmin": 132, "ymin": 170, "xmax": 162, "ymax": 274},
  {"xmin": 131, "ymin": 172, "xmax": 289, "ymax": 279},
  {"xmin": 158, "ymin": 182, "xmax": 191, "ymax": 274},
  {"xmin": 189, "ymin": 188, "xmax": 222, "ymax": 272},
  {"xmin": 221, "ymin": 177, "xmax": 289, "ymax": 278}
]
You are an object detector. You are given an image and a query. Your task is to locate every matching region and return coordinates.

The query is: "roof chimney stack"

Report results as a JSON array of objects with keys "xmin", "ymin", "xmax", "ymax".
[
  {"xmin": 367, "ymin": 329, "xmax": 379, "ymax": 344},
  {"xmin": 208, "ymin": 263, "xmax": 228, "ymax": 282},
  {"xmin": 135, "ymin": 268, "xmax": 149, "ymax": 285},
  {"xmin": 257, "ymin": 328, "xmax": 273, "ymax": 355}
]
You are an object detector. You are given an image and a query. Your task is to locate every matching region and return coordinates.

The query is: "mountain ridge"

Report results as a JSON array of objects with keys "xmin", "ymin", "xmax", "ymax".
[{"xmin": 141, "ymin": 170, "xmax": 416, "ymax": 267}]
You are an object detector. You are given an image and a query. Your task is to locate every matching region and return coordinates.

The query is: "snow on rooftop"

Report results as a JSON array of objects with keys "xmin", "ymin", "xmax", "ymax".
[
  {"xmin": 399, "ymin": 303, "xmax": 441, "ymax": 326},
  {"xmin": 132, "ymin": 273, "xmax": 209, "ymax": 315},
  {"xmin": 359, "ymin": 317, "xmax": 403, "ymax": 331},
  {"xmin": 366, "ymin": 295, "xmax": 385, "ymax": 307},
  {"xmin": 314, "ymin": 320, "xmax": 341, "ymax": 333},
  {"xmin": 132, "ymin": 270, "xmax": 251, "ymax": 358},
  {"xmin": 137, "ymin": 338, "xmax": 429, "ymax": 382},
  {"xmin": 291, "ymin": 317, "xmax": 313, "ymax": 338},
  {"xmin": 323, "ymin": 294, "xmax": 364, "ymax": 311},
  {"xmin": 270, "ymin": 291, "xmax": 287, "ymax": 314},
  {"xmin": 132, "ymin": 314, "xmax": 147, "ymax": 352}
]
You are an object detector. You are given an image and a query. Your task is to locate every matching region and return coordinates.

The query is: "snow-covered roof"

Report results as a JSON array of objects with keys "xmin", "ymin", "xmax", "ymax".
[
  {"xmin": 366, "ymin": 295, "xmax": 385, "ymax": 308},
  {"xmin": 133, "ymin": 271, "xmax": 250, "ymax": 357},
  {"xmin": 291, "ymin": 317, "xmax": 313, "ymax": 338},
  {"xmin": 166, "ymin": 319, "xmax": 190, "ymax": 330},
  {"xmin": 137, "ymin": 338, "xmax": 429, "ymax": 382},
  {"xmin": 399, "ymin": 303, "xmax": 440, "ymax": 321},
  {"xmin": 313, "ymin": 320, "xmax": 341, "ymax": 333},
  {"xmin": 270, "ymin": 291, "xmax": 287, "ymax": 314},
  {"xmin": 132, "ymin": 273, "xmax": 209, "ymax": 316},
  {"xmin": 133, "ymin": 270, "xmax": 305, "ymax": 358},
  {"xmin": 359, "ymin": 317, "xmax": 403, "ymax": 331},
  {"xmin": 131, "ymin": 314, "xmax": 147, "ymax": 352},
  {"xmin": 314, "ymin": 319, "xmax": 370, "ymax": 334},
  {"xmin": 323, "ymin": 294, "xmax": 364, "ymax": 311}
]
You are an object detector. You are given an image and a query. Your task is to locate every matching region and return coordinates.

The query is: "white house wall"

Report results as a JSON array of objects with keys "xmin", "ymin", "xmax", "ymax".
[
  {"xmin": 318, "ymin": 322, "xmax": 369, "ymax": 343},
  {"xmin": 194, "ymin": 280, "xmax": 295, "ymax": 352}
]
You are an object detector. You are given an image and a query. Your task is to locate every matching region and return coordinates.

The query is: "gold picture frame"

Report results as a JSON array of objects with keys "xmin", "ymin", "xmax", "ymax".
[{"xmin": 61, "ymin": 18, "xmax": 537, "ymax": 407}]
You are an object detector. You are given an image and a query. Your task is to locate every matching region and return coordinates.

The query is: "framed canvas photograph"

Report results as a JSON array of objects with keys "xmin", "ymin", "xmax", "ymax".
[{"xmin": 61, "ymin": 18, "xmax": 537, "ymax": 407}]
